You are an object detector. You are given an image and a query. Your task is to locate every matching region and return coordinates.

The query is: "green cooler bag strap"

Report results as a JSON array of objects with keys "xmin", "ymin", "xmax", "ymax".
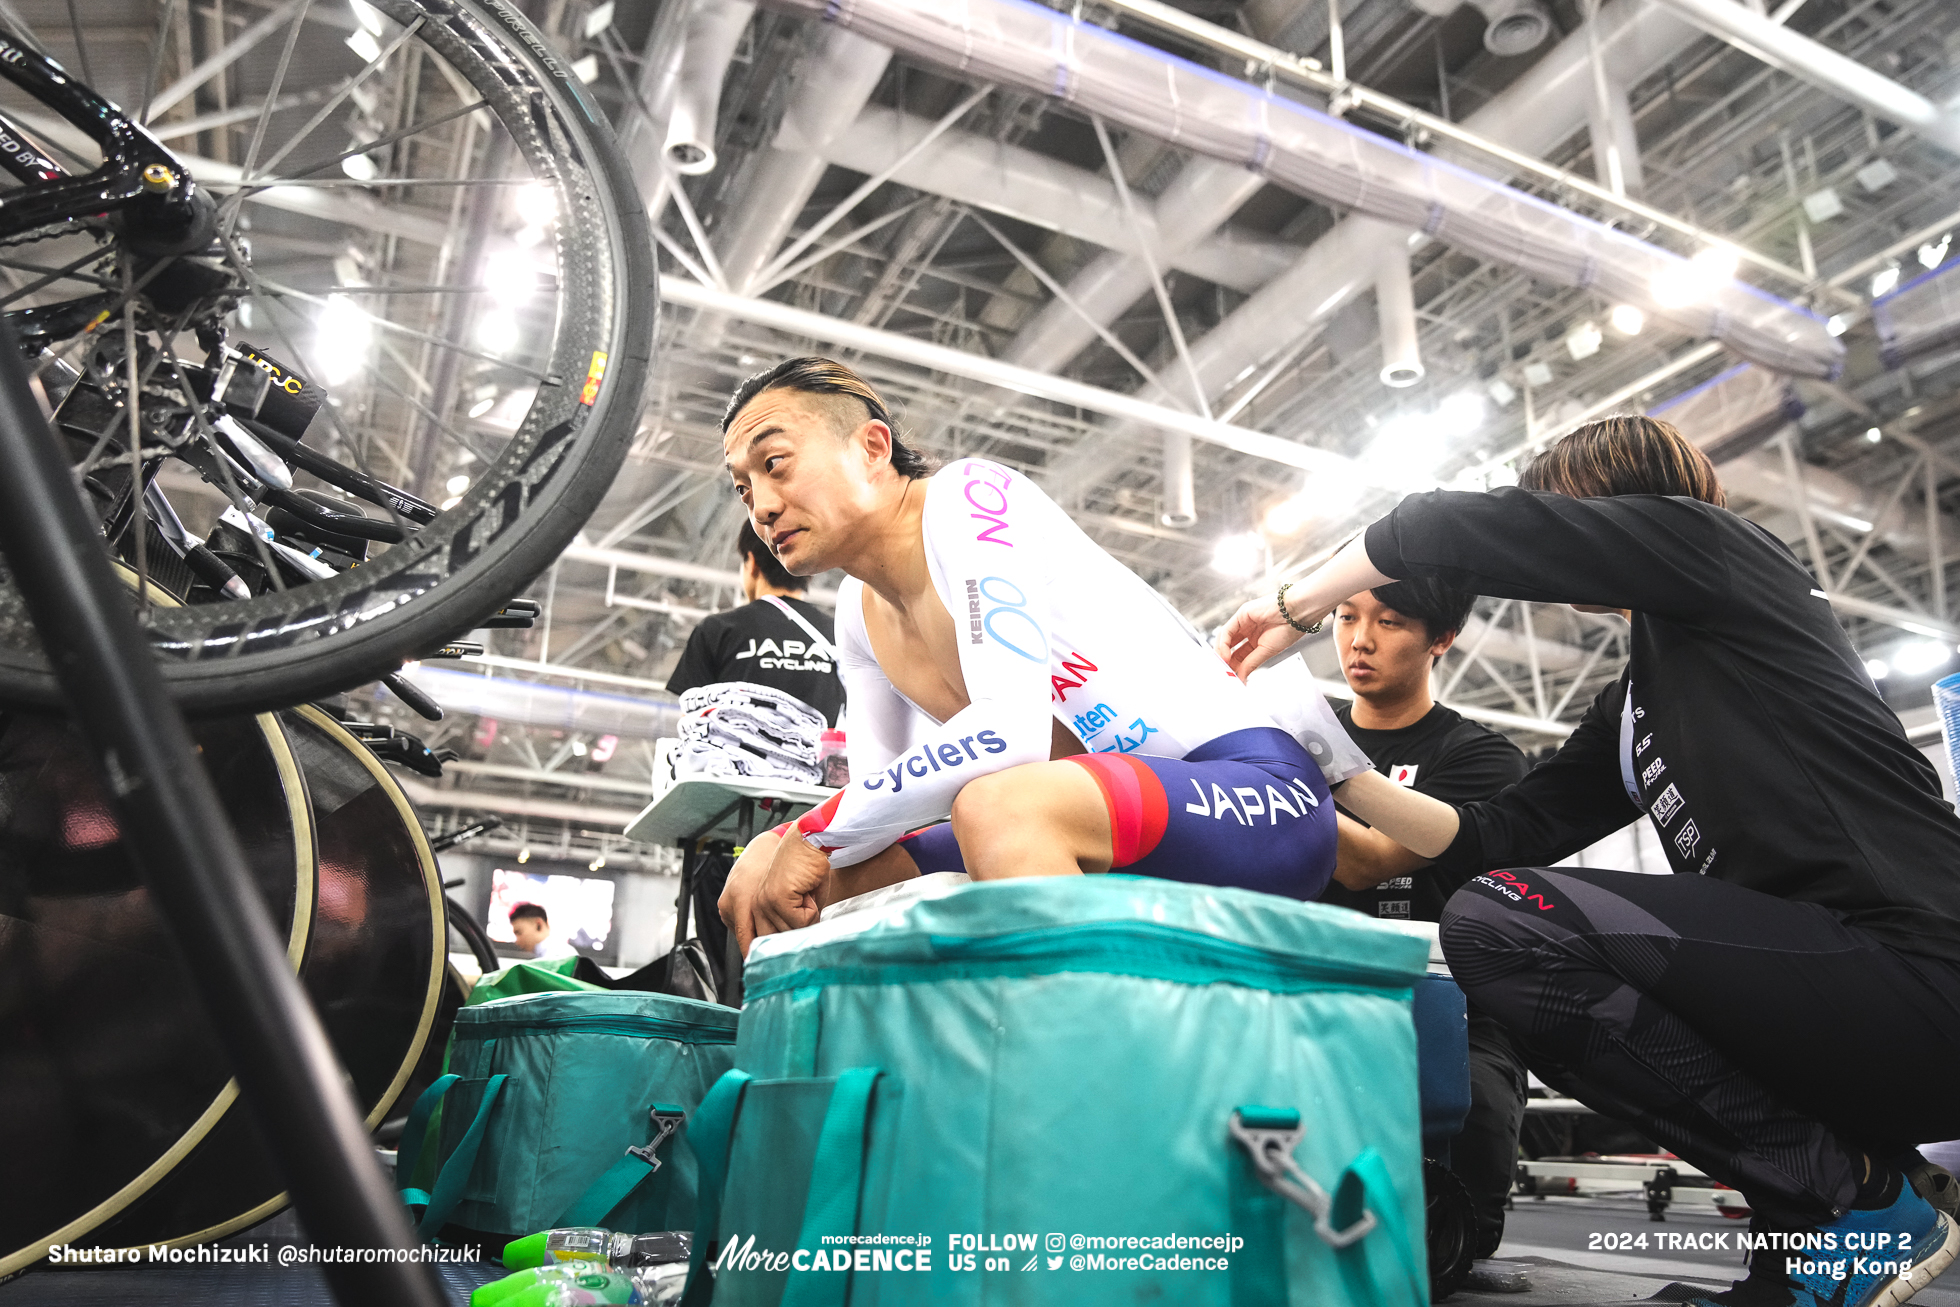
[
  {"xmin": 681, "ymin": 1069, "xmax": 754, "ymax": 1307},
  {"xmin": 414, "ymin": 1073, "xmax": 510, "ymax": 1241},
  {"xmin": 1333, "ymin": 1148, "xmax": 1427, "ymax": 1307},
  {"xmin": 780, "ymin": 1067, "xmax": 883, "ymax": 1307},
  {"xmin": 556, "ymin": 1103, "xmax": 689, "ymax": 1229},
  {"xmin": 395, "ymin": 1073, "xmax": 458, "ymax": 1211}
]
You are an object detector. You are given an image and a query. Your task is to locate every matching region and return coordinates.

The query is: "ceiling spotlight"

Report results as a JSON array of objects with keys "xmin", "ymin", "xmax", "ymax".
[
  {"xmin": 1486, "ymin": 377, "xmax": 1516, "ymax": 407},
  {"xmin": 1872, "ymin": 266, "xmax": 1901, "ymax": 298},
  {"xmin": 344, "ymin": 27, "xmax": 381, "ymax": 62},
  {"xmin": 1893, "ymin": 639, "xmax": 1952, "ymax": 676},
  {"xmin": 1264, "ymin": 494, "xmax": 1313, "ymax": 537},
  {"xmin": 1210, "ymin": 532, "xmax": 1264, "ymax": 578},
  {"xmin": 445, "ymin": 474, "xmax": 471, "ymax": 495},
  {"xmin": 515, "ymin": 180, "xmax": 557, "ymax": 227},
  {"xmin": 1827, "ymin": 314, "xmax": 1850, "ymax": 337},
  {"xmin": 1653, "ymin": 245, "xmax": 1739, "ymax": 309},
  {"xmin": 571, "ymin": 739, "xmax": 588, "ymax": 757},
  {"xmin": 314, "ymin": 294, "xmax": 373, "ymax": 387},
  {"xmin": 439, "ymin": 495, "xmax": 461, "ymax": 511},
  {"xmin": 468, "ymin": 395, "xmax": 496, "ymax": 419},
  {"xmin": 1522, "ymin": 361, "xmax": 1553, "ymax": 387},
  {"xmin": 1865, "ymin": 659, "xmax": 1889, "ymax": 681},
  {"xmin": 1866, "ymin": 427, "xmax": 1883, "ymax": 443},
  {"xmin": 341, "ymin": 151, "xmax": 378, "ymax": 181},
  {"xmin": 1437, "ymin": 390, "xmax": 1487, "ymax": 436},
  {"xmin": 1609, "ymin": 304, "xmax": 1645, "ymax": 336},
  {"xmin": 1565, "ymin": 321, "xmax": 1604, "ymax": 361},
  {"xmin": 477, "ymin": 313, "xmax": 520, "ymax": 355}
]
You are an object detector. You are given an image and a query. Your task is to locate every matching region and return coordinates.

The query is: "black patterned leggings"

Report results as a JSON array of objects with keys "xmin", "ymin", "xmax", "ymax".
[{"xmin": 1440, "ymin": 866, "xmax": 1960, "ymax": 1224}]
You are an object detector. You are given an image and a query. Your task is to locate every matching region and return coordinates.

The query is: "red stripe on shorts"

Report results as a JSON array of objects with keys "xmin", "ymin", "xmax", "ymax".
[{"xmin": 1064, "ymin": 752, "xmax": 1170, "ymax": 867}]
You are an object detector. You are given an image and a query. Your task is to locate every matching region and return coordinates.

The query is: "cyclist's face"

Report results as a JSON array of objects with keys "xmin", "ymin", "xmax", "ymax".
[{"xmin": 725, "ymin": 390, "xmax": 894, "ymax": 574}]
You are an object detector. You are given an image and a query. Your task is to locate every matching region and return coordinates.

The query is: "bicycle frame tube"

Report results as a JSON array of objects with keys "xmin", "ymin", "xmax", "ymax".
[{"xmin": 0, "ymin": 27, "xmax": 188, "ymax": 237}]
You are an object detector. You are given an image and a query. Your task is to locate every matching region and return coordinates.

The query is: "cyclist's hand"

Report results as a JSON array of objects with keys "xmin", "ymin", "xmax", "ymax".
[
  {"xmin": 720, "ymin": 830, "xmax": 783, "ymax": 958},
  {"xmin": 1218, "ymin": 593, "xmax": 1320, "ymax": 679},
  {"xmin": 752, "ymin": 835, "xmax": 830, "ymax": 944}
]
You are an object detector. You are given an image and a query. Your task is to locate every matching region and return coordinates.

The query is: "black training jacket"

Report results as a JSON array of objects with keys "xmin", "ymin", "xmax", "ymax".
[{"xmin": 1366, "ymin": 487, "xmax": 1960, "ymax": 964}]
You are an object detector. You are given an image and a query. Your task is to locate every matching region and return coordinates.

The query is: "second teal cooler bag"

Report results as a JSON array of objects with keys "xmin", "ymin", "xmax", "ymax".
[
  {"xmin": 401, "ymin": 989, "xmax": 740, "ymax": 1240},
  {"xmin": 683, "ymin": 876, "xmax": 1431, "ymax": 1307}
]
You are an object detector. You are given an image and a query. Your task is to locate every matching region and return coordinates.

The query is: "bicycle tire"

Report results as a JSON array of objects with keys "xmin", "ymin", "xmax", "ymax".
[{"xmin": 0, "ymin": 0, "xmax": 655, "ymax": 714}]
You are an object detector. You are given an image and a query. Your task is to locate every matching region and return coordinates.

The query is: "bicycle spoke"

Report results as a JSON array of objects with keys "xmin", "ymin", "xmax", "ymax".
[
  {"xmin": 62, "ymin": 0, "xmax": 92, "ymax": 87},
  {"xmin": 232, "ymin": 0, "xmax": 312, "ymax": 224},
  {"xmin": 164, "ymin": 346, "xmax": 290, "ymax": 594},
  {"xmin": 136, "ymin": 0, "xmax": 180, "ymax": 129},
  {"xmin": 0, "ymin": 245, "xmax": 109, "ymax": 310},
  {"xmin": 121, "ymin": 259, "xmax": 151, "ymax": 614},
  {"xmin": 250, "ymin": 16, "xmax": 426, "ymax": 182}
]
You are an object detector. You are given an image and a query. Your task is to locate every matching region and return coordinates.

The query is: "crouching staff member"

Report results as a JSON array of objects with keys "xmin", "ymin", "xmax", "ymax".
[
  {"xmin": 1324, "ymin": 577, "xmax": 1530, "ymax": 1266},
  {"xmin": 1220, "ymin": 416, "xmax": 1960, "ymax": 1307},
  {"xmin": 715, "ymin": 356, "xmax": 1337, "ymax": 956}
]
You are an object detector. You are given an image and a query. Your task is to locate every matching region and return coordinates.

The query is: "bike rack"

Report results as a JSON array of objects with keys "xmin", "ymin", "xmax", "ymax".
[{"xmin": 0, "ymin": 322, "xmax": 448, "ymax": 1306}]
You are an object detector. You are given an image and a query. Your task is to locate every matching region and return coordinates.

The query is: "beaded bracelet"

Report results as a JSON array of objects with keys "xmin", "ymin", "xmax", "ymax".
[{"xmin": 1276, "ymin": 581, "xmax": 1322, "ymax": 635}]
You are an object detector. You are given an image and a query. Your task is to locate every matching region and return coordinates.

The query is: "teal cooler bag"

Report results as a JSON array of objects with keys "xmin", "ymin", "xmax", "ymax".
[
  {"xmin": 683, "ymin": 876, "xmax": 1430, "ymax": 1307},
  {"xmin": 401, "ymin": 990, "xmax": 739, "ymax": 1240}
]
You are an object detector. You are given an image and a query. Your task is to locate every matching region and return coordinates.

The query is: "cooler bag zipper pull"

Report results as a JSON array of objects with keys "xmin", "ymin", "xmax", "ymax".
[{"xmin": 1228, "ymin": 1107, "xmax": 1378, "ymax": 1248}]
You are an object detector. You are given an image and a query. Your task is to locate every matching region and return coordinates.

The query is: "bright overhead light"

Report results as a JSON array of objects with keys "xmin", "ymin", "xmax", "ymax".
[
  {"xmin": 1919, "ymin": 236, "xmax": 1951, "ymax": 270},
  {"xmin": 468, "ymin": 395, "xmax": 496, "ymax": 419},
  {"xmin": 1522, "ymin": 360, "xmax": 1553, "ymax": 387},
  {"xmin": 571, "ymin": 739, "xmax": 588, "ymax": 757},
  {"xmin": 1652, "ymin": 245, "xmax": 1739, "ymax": 309},
  {"xmin": 570, "ymin": 54, "xmax": 600, "ymax": 84},
  {"xmin": 1264, "ymin": 493, "xmax": 1313, "ymax": 537},
  {"xmin": 484, "ymin": 249, "xmax": 538, "ymax": 304},
  {"xmin": 1487, "ymin": 463, "xmax": 1520, "ymax": 488},
  {"xmin": 1437, "ymin": 390, "xmax": 1487, "ymax": 436},
  {"xmin": 1610, "ymin": 304, "xmax": 1645, "ymax": 336},
  {"xmin": 349, "ymin": 0, "xmax": 386, "ymax": 33},
  {"xmin": 439, "ymin": 495, "xmax": 462, "ymax": 511},
  {"xmin": 517, "ymin": 847, "xmax": 531, "ymax": 864},
  {"xmin": 314, "ymin": 294, "xmax": 372, "ymax": 387},
  {"xmin": 1865, "ymin": 658, "xmax": 1889, "ymax": 681},
  {"xmin": 445, "ymin": 474, "xmax": 471, "ymax": 495},
  {"xmin": 341, "ymin": 151, "xmax": 377, "ymax": 181},
  {"xmin": 344, "ymin": 27, "xmax": 381, "ymax": 63},
  {"xmin": 1893, "ymin": 639, "xmax": 1952, "ymax": 676},
  {"xmin": 1826, "ymin": 314, "xmax": 1850, "ymax": 337},
  {"xmin": 477, "ymin": 313, "xmax": 520, "ymax": 355},
  {"xmin": 1210, "ymin": 532, "xmax": 1264, "ymax": 578},
  {"xmin": 1366, "ymin": 412, "xmax": 1449, "ymax": 488},
  {"xmin": 1565, "ymin": 320, "xmax": 1604, "ymax": 361},
  {"xmin": 1872, "ymin": 266, "xmax": 1901, "ymax": 298},
  {"xmin": 1866, "ymin": 426, "xmax": 1883, "ymax": 443},
  {"xmin": 515, "ymin": 181, "xmax": 557, "ymax": 227},
  {"xmin": 1486, "ymin": 377, "xmax": 1516, "ymax": 407}
]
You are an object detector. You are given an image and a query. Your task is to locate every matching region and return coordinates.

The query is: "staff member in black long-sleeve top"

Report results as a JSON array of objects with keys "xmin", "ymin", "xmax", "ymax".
[{"xmin": 1220, "ymin": 416, "xmax": 1960, "ymax": 1307}]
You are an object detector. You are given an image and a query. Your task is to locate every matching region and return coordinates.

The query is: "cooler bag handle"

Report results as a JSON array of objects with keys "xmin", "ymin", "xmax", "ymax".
[
  {"xmin": 394, "ymin": 1072, "xmax": 458, "ymax": 1210},
  {"xmin": 555, "ymin": 1103, "xmax": 690, "ymax": 1229},
  {"xmin": 1332, "ymin": 1147, "xmax": 1427, "ymax": 1307},
  {"xmin": 681, "ymin": 1069, "xmax": 754, "ymax": 1307},
  {"xmin": 780, "ymin": 1066, "xmax": 883, "ymax": 1307},
  {"xmin": 1228, "ymin": 1106, "xmax": 1426, "ymax": 1307},
  {"xmin": 412, "ymin": 1073, "xmax": 511, "ymax": 1240}
]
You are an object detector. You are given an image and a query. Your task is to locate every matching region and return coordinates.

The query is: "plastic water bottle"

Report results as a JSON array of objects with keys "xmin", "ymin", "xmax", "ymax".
[
  {"xmin": 818, "ymin": 727, "xmax": 850, "ymax": 788},
  {"xmin": 473, "ymin": 1262, "xmax": 687, "ymax": 1307},
  {"xmin": 1936, "ymin": 672, "xmax": 1960, "ymax": 814},
  {"xmin": 501, "ymin": 1228, "xmax": 690, "ymax": 1272}
]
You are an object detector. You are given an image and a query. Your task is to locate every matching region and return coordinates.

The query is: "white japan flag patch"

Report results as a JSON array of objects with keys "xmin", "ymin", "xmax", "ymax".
[{"xmin": 1389, "ymin": 764, "xmax": 1420, "ymax": 787}]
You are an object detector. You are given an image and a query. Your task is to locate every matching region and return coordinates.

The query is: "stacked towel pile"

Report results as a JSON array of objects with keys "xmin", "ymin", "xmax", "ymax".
[{"xmin": 676, "ymin": 682, "xmax": 827, "ymax": 784}]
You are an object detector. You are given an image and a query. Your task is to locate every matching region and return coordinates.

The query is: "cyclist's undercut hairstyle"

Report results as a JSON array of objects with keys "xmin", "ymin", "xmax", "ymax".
[
  {"xmin": 1367, "ymin": 577, "xmax": 1477, "ymax": 646},
  {"xmin": 722, "ymin": 356, "xmax": 933, "ymax": 479},
  {"xmin": 1519, "ymin": 414, "xmax": 1727, "ymax": 507},
  {"xmin": 737, "ymin": 520, "xmax": 805, "ymax": 592},
  {"xmin": 509, "ymin": 902, "xmax": 547, "ymax": 925}
]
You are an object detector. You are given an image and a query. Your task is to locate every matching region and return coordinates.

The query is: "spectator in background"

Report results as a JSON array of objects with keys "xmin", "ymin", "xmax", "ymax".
[
  {"xmin": 666, "ymin": 521, "xmax": 844, "ymax": 727},
  {"xmin": 509, "ymin": 902, "xmax": 577, "ymax": 960},
  {"xmin": 1322, "ymin": 576, "xmax": 1532, "ymax": 1270}
]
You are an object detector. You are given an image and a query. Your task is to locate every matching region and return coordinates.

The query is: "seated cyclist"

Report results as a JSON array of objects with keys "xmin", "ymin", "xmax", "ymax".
[{"xmin": 716, "ymin": 356, "xmax": 1338, "ymax": 954}]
